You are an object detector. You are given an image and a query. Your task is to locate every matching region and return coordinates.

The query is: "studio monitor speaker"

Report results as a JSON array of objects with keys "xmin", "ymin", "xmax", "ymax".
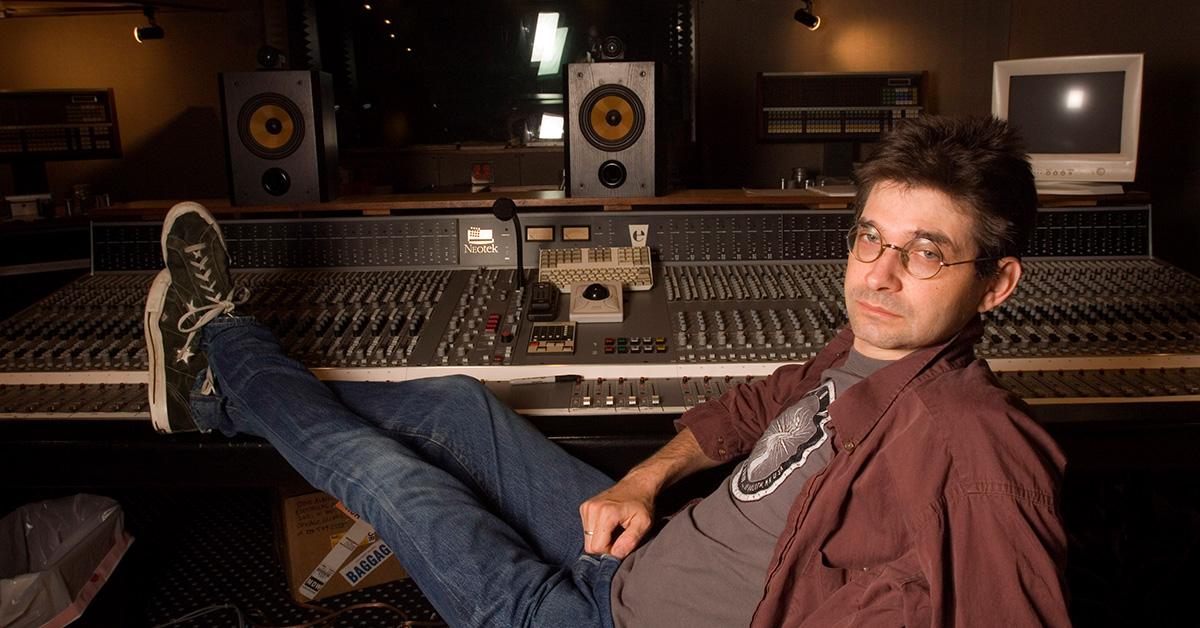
[
  {"xmin": 567, "ymin": 62, "xmax": 661, "ymax": 198},
  {"xmin": 220, "ymin": 71, "xmax": 338, "ymax": 206}
]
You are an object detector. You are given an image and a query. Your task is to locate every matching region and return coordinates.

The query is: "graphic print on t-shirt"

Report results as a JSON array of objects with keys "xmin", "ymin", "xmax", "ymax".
[{"xmin": 730, "ymin": 381, "xmax": 834, "ymax": 501}]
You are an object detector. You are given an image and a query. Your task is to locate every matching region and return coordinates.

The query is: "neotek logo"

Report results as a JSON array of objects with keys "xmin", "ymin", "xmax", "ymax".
[
  {"xmin": 465, "ymin": 226, "xmax": 500, "ymax": 254},
  {"xmin": 467, "ymin": 227, "xmax": 494, "ymax": 244}
]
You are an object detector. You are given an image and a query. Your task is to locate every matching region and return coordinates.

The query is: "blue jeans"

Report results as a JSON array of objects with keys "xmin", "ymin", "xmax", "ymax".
[{"xmin": 190, "ymin": 318, "xmax": 619, "ymax": 628}]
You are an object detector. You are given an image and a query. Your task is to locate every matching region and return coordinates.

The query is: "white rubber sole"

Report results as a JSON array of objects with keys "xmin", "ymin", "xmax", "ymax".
[
  {"xmin": 144, "ymin": 269, "xmax": 172, "ymax": 432},
  {"xmin": 160, "ymin": 201, "xmax": 227, "ymax": 263}
]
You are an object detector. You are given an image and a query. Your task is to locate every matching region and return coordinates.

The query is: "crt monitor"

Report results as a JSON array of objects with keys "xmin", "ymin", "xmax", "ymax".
[{"xmin": 992, "ymin": 53, "xmax": 1143, "ymax": 195}]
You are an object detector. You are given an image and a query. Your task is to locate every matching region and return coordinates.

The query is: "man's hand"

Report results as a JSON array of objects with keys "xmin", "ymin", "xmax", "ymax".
[
  {"xmin": 579, "ymin": 476, "xmax": 657, "ymax": 559},
  {"xmin": 576, "ymin": 428, "xmax": 720, "ymax": 559}
]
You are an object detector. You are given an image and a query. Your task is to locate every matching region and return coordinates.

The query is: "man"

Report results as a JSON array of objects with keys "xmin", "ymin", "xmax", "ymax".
[{"xmin": 145, "ymin": 115, "xmax": 1068, "ymax": 627}]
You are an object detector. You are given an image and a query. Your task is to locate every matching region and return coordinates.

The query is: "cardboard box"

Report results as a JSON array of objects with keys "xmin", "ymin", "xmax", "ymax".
[{"xmin": 277, "ymin": 491, "xmax": 407, "ymax": 602}]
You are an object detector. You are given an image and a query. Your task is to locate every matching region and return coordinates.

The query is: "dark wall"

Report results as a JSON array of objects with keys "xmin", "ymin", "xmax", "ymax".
[
  {"xmin": 694, "ymin": 0, "xmax": 1200, "ymax": 275},
  {"xmin": 1006, "ymin": 0, "xmax": 1200, "ymax": 276},
  {"xmin": 695, "ymin": 0, "xmax": 1009, "ymax": 187},
  {"xmin": 0, "ymin": 6, "xmax": 265, "ymax": 203}
]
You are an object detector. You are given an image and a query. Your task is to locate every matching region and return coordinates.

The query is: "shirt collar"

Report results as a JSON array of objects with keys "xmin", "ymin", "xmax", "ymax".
[{"xmin": 825, "ymin": 315, "xmax": 984, "ymax": 453}]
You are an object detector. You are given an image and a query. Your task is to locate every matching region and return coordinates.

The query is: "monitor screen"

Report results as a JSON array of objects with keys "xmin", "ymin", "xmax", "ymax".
[
  {"xmin": 992, "ymin": 53, "xmax": 1143, "ymax": 192},
  {"xmin": 1009, "ymin": 72, "xmax": 1124, "ymax": 154}
]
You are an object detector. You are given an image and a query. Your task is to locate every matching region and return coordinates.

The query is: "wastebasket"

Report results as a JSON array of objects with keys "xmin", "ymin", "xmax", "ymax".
[{"xmin": 0, "ymin": 494, "xmax": 133, "ymax": 628}]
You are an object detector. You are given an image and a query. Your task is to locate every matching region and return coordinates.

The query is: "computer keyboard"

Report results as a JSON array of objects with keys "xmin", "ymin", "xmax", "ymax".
[{"xmin": 538, "ymin": 246, "xmax": 654, "ymax": 293}]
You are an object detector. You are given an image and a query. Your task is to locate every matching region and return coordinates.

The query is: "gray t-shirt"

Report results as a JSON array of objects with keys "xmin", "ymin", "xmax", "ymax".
[{"xmin": 610, "ymin": 350, "xmax": 892, "ymax": 628}]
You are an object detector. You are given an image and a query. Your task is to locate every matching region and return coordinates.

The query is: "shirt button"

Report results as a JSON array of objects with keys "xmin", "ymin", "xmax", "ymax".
[
  {"xmin": 843, "ymin": 440, "xmax": 856, "ymax": 451},
  {"xmin": 718, "ymin": 448, "xmax": 728, "ymax": 456}
]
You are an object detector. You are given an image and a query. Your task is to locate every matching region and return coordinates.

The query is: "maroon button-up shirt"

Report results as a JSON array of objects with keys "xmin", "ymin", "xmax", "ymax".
[{"xmin": 677, "ymin": 317, "xmax": 1069, "ymax": 627}]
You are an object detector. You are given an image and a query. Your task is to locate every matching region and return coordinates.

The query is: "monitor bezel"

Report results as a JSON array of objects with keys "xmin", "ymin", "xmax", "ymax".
[{"xmin": 992, "ymin": 53, "xmax": 1143, "ymax": 184}]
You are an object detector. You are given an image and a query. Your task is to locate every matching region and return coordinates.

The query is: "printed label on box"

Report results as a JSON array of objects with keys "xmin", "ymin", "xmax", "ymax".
[
  {"xmin": 298, "ymin": 517, "xmax": 374, "ymax": 600},
  {"xmin": 339, "ymin": 537, "xmax": 395, "ymax": 585}
]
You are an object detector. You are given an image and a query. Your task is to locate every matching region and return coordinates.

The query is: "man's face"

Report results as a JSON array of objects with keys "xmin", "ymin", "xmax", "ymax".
[{"xmin": 843, "ymin": 181, "xmax": 1006, "ymax": 360}]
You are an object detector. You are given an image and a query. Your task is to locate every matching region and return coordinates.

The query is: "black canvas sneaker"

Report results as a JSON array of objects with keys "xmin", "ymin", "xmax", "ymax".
[
  {"xmin": 144, "ymin": 202, "xmax": 239, "ymax": 432},
  {"xmin": 145, "ymin": 269, "xmax": 209, "ymax": 432}
]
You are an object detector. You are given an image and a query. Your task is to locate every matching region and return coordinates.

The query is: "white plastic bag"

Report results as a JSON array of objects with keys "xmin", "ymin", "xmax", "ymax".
[{"xmin": 0, "ymin": 494, "xmax": 133, "ymax": 628}]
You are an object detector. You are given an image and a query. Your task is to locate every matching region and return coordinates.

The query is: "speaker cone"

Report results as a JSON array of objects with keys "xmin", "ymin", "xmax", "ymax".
[
  {"xmin": 579, "ymin": 84, "xmax": 644, "ymax": 152},
  {"xmin": 237, "ymin": 93, "xmax": 305, "ymax": 159}
]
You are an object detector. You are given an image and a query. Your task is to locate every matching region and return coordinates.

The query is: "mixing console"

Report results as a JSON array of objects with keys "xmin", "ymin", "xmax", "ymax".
[{"xmin": 2, "ymin": 205, "xmax": 1197, "ymax": 422}]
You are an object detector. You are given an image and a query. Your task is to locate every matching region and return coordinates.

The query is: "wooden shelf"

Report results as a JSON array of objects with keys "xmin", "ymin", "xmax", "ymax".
[
  {"xmin": 91, "ymin": 189, "xmax": 857, "ymax": 219},
  {"xmin": 87, "ymin": 188, "xmax": 1152, "ymax": 220}
]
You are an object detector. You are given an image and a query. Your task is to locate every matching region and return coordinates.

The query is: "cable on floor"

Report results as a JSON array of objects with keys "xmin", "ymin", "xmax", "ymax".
[
  {"xmin": 151, "ymin": 603, "xmax": 246, "ymax": 627},
  {"xmin": 153, "ymin": 600, "xmax": 445, "ymax": 628}
]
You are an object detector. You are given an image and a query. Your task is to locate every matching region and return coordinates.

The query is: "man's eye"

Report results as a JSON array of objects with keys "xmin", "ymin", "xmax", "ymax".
[
  {"xmin": 860, "ymin": 231, "xmax": 880, "ymax": 243},
  {"xmin": 912, "ymin": 248, "xmax": 940, "ymax": 261}
]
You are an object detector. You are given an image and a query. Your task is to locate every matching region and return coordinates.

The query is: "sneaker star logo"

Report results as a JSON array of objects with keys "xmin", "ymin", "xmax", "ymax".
[{"xmin": 175, "ymin": 344, "xmax": 195, "ymax": 364}]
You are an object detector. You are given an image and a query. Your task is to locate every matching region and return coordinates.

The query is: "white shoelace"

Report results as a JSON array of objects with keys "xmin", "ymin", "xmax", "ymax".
[
  {"xmin": 199, "ymin": 368, "xmax": 216, "ymax": 395},
  {"xmin": 174, "ymin": 286, "xmax": 249, "ymax": 366}
]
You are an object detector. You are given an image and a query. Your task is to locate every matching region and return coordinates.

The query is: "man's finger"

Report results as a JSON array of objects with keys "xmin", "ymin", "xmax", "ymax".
[
  {"xmin": 610, "ymin": 514, "xmax": 651, "ymax": 558},
  {"xmin": 583, "ymin": 509, "xmax": 622, "ymax": 554}
]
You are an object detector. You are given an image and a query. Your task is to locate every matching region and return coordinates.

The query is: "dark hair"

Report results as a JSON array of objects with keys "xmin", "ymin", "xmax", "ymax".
[{"xmin": 852, "ymin": 115, "xmax": 1037, "ymax": 277}]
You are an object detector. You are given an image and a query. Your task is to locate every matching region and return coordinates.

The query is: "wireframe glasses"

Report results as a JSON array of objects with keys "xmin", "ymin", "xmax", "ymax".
[{"xmin": 846, "ymin": 223, "xmax": 997, "ymax": 279}]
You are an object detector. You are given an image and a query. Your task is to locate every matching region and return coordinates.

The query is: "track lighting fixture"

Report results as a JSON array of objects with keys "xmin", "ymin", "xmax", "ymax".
[
  {"xmin": 794, "ymin": 0, "xmax": 821, "ymax": 30},
  {"xmin": 134, "ymin": 6, "xmax": 164, "ymax": 43}
]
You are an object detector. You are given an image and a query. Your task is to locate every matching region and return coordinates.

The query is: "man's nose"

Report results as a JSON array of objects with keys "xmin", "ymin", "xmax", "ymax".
[{"xmin": 865, "ymin": 245, "xmax": 905, "ymax": 290}]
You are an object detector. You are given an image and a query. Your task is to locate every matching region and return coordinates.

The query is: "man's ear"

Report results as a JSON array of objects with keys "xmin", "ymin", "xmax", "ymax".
[{"xmin": 977, "ymin": 257, "xmax": 1022, "ymax": 313}]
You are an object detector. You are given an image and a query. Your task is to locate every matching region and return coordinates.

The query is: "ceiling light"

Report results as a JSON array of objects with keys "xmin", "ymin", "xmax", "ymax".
[
  {"xmin": 530, "ymin": 13, "xmax": 568, "ymax": 76},
  {"xmin": 530, "ymin": 13, "xmax": 559, "ymax": 63},
  {"xmin": 794, "ymin": 0, "xmax": 821, "ymax": 30},
  {"xmin": 133, "ymin": 6, "xmax": 164, "ymax": 43}
]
